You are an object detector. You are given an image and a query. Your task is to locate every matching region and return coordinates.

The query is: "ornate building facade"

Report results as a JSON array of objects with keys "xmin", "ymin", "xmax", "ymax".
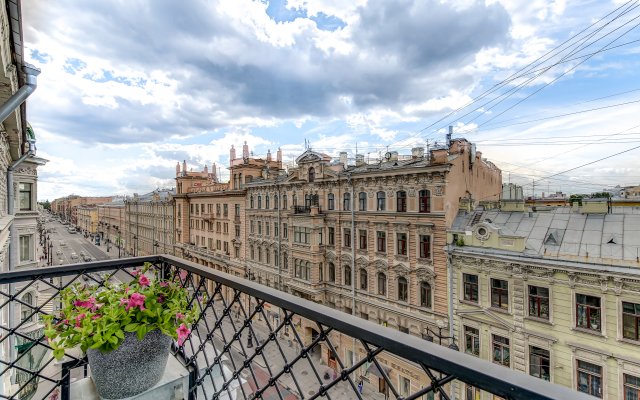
[
  {"xmin": 97, "ymin": 198, "xmax": 125, "ymax": 255},
  {"xmin": 124, "ymin": 189, "xmax": 175, "ymax": 257},
  {"xmin": 448, "ymin": 200, "xmax": 640, "ymax": 399}
]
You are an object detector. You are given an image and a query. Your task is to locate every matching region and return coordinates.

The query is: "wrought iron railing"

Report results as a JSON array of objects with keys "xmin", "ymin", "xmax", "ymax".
[{"xmin": 0, "ymin": 255, "xmax": 588, "ymax": 400}]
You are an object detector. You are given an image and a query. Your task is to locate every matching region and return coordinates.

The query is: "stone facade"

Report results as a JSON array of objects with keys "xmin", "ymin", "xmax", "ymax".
[
  {"xmin": 124, "ymin": 189, "xmax": 175, "ymax": 257},
  {"xmin": 97, "ymin": 199, "xmax": 125, "ymax": 256},
  {"xmin": 448, "ymin": 206, "xmax": 640, "ymax": 399}
]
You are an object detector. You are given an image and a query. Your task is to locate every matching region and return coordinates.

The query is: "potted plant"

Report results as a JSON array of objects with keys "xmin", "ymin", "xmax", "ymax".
[{"xmin": 44, "ymin": 263, "xmax": 200, "ymax": 399}]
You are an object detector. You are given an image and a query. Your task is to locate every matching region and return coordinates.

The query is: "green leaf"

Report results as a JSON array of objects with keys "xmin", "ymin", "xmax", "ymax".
[
  {"xmin": 53, "ymin": 348, "xmax": 65, "ymax": 360},
  {"xmin": 115, "ymin": 330, "xmax": 125, "ymax": 339},
  {"xmin": 124, "ymin": 323, "xmax": 139, "ymax": 332}
]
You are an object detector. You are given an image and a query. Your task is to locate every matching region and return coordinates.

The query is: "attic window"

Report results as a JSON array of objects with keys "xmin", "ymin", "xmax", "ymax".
[{"xmin": 544, "ymin": 232, "xmax": 558, "ymax": 246}]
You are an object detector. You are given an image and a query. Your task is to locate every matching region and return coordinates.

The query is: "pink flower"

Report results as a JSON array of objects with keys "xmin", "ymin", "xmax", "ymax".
[
  {"xmin": 159, "ymin": 281, "xmax": 169, "ymax": 287},
  {"xmin": 75, "ymin": 313, "xmax": 86, "ymax": 327},
  {"xmin": 138, "ymin": 275, "xmax": 150, "ymax": 287},
  {"xmin": 119, "ymin": 297, "xmax": 129, "ymax": 307},
  {"xmin": 125, "ymin": 287, "xmax": 130, "ymax": 294},
  {"xmin": 179, "ymin": 270, "xmax": 188, "ymax": 281},
  {"xmin": 131, "ymin": 269, "xmax": 139, "ymax": 276},
  {"xmin": 125, "ymin": 292, "xmax": 146, "ymax": 311},
  {"xmin": 62, "ymin": 319, "xmax": 70, "ymax": 325},
  {"xmin": 92, "ymin": 314, "xmax": 101, "ymax": 320},
  {"xmin": 73, "ymin": 297, "xmax": 96, "ymax": 309},
  {"xmin": 176, "ymin": 313, "xmax": 184, "ymax": 320},
  {"xmin": 176, "ymin": 323, "xmax": 190, "ymax": 346}
]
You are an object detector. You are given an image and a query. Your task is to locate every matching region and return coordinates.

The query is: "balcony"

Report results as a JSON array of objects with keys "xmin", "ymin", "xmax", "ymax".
[{"xmin": 0, "ymin": 255, "xmax": 585, "ymax": 400}]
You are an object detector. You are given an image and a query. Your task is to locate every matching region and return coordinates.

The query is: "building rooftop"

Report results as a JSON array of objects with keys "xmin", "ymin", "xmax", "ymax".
[{"xmin": 451, "ymin": 206, "xmax": 640, "ymax": 265}]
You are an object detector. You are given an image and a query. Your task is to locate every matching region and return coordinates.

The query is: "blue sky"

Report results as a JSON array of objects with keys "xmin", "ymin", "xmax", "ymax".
[{"xmin": 23, "ymin": 0, "xmax": 640, "ymax": 200}]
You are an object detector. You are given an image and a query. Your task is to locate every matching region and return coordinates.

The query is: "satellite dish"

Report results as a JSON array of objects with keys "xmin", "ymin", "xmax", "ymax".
[{"xmin": 384, "ymin": 152, "xmax": 392, "ymax": 160}]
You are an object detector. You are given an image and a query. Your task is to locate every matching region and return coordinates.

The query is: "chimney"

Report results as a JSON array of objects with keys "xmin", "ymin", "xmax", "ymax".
[
  {"xmin": 203, "ymin": 164, "xmax": 208, "ymax": 174},
  {"xmin": 446, "ymin": 126, "xmax": 453, "ymax": 147},
  {"xmin": 212, "ymin": 163, "xmax": 217, "ymax": 182},
  {"xmin": 411, "ymin": 147, "xmax": 424, "ymax": 159},
  {"xmin": 176, "ymin": 162, "xmax": 180, "ymax": 177},
  {"xmin": 230, "ymin": 145, "xmax": 236, "ymax": 162},
  {"xmin": 355, "ymin": 154, "xmax": 365, "ymax": 166},
  {"xmin": 267, "ymin": 149, "xmax": 272, "ymax": 161},
  {"xmin": 339, "ymin": 151, "xmax": 348, "ymax": 166},
  {"xmin": 182, "ymin": 160, "xmax": 187, "ymax": 174},
  {"xmin": 277, "ymin": 147, "xmax": 282, "ymax": 163},
  {"xmin": 242, "ymin": 141, "xmax": 249, "ymax": 159}
]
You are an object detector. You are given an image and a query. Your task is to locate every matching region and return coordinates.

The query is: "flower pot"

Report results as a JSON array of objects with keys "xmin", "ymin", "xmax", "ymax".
[{"xmin": 86, "ymin": 330, "xmax": 172, "ymax": 399}]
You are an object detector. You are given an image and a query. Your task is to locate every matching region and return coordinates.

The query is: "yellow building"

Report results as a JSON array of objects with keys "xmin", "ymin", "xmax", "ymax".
[
  {"xmin": 76, "ymin": 205, "xmax": 98, "ymax": 235},
  {"xmin": 448, "ymin": 202, "xmax": 640, "ymax": 399}
]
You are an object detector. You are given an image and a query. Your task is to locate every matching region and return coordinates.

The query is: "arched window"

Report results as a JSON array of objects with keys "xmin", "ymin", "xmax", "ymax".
[
  {"xmin": 419, "ymin": 190, "xmax": 431, "ymax": 213},
  {"xmin": 274, "ymin": 195, "xmax": 279, "ymax": 209},
  {"xmin": 360, "ymin": 268, "xmax": 368, "ymax": 290},
  {"xmin": 21, "ymin": 292, "xmax": 33, "ymax": 321},
  {"xmin": 344, "ymin": 265, "xmax": 351, "ymax": 286},
  {"xmin": 308, "ymin": 167, "xmax": 315, "ymax": 182},
  {"xmin": 398, "ymin": 277, "xmax": 408, "ymax": 302},
  {"xmin": 420, "ymin": 281, "xmax": 432, "ymax": 308},
  {"xmin": 377, "ymin": 191, "xmax": 386, "ymax": 211},
  {"xmin": 397, "ymin": 191, "xmax": 407, "ymax": 212},
  {"xmin": 257, "ymin": 195, "xmax": 262, "ymax": 209},
  {"xmin": 250, "ymin": 196, "xmax": 255, "ymax": 209},
  {"xmin": 343, "ymin": 193, "xmax": 351, "ymax": 211},
  {"xmin": 328, "ymin": 193, "xmax": 335, "ymax": 210},
  {"xmin": 359, "ymin": 192, "xmax": 367, "ymax": 211},
  {"xmin": 265, "ymin": 195, "xmax": 270, "ymax": 209},
  {"xmin": 378, "ymin": 273, "xmax": 387, "ymax": 295},
  {"xmin": 329, "ymin": 263, "xmax": 336, "ymax": 282}
]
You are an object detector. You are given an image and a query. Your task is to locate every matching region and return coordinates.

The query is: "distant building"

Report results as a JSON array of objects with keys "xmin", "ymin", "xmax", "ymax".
[
  {"xmin": 124, "ymin": 189, "xmax": 175, "ymax": 257},
  {"xmin": 448, "ymin": 195, "xmax": 640, "ymax": 399},
  {"xmin": 97, "ymin": 198, "xmax": 125, "ymax": 255}
]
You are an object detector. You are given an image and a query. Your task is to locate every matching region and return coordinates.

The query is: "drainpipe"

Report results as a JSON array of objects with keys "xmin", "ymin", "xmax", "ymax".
[
  {"xmin": 4, "ymin": 65, "xmax": 40, "ymax": 367},
  {"xmin": 348, "ymin": 173, "xmax": 356, "ymax": 367}
]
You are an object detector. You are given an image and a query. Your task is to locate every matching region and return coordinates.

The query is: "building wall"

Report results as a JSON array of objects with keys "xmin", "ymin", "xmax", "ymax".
[
  {"xmin": 97, "ymin": 203, "xmax": 125, "ymax": 255},
  {"xmin": 124, "ymin": 191, "xmax": 175, "ymax": 257}
]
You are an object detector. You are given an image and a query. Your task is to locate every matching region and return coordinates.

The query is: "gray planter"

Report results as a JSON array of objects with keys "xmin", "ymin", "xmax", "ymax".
[{"xmin": 86, "ymin": 330, "xmax": 172, "ymax": 399}]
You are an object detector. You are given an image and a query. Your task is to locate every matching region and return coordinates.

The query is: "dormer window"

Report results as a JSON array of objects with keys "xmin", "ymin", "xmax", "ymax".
[{"xmin": 308, "ymin": 167, "xmax": 315, "ymax": 182}]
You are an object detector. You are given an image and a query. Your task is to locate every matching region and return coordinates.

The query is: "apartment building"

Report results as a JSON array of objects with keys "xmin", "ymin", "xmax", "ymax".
[
  {"xmin": 51, "ymin": 195, "xmax": 113, "ymax": 225},
  {"xmin": 243, "ymin": 138, "xmax": 501, "ymax": 396},
  {"xmin": 97, "ymin": 198, "xmax": 125, "ymax": 255},
  {"xmin": 447, "ymin": 198, "xmax": 640, "ymax": 399},
  {"xmin": 124, "ymin": 189, "xmax": 175, "ymax": 257},
  {"xmin": 76, "ymin": 205, "xmax": 98, "ymax": 235}
]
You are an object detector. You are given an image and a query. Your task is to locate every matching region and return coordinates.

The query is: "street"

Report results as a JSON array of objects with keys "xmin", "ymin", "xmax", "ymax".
[{"xmin": 42, "ymin": 218, "xmax": 118, "ymax": 267}]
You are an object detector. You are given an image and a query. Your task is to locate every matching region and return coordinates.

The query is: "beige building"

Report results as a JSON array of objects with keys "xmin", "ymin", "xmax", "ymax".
[
  {"xmin": 97, "ymin": 198, "xmax": 125, "ymax": 256},
  {"xmin": 124, "ymin": 189, "xmax": 175, "ymax": 257},
  {"xmin": 241, "ymin": 138, "xmax": 501, "ymax": 397},
  {"xmin": 448, "ymin": 198, "xmax": 640, "ymax": 399},
  {"xmin": 51, "ymin": 195, "xmax": 113, "ymax": 225},
  {"xmin": 76, "ymin": 205, "xmax": 98, "ymax": 235}
]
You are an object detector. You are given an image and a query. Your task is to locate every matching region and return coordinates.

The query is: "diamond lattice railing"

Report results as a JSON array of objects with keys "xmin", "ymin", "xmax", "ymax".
[{"xmin": 0, "ymin": 255, "xmax": 589, "ymax": 400}]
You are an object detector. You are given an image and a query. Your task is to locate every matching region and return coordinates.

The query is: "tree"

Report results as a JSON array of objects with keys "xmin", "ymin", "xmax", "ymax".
[
  {"xmin": 590, "ymin": 192, "xmax": 611, "ymax": 199},
  {"xmin": 39, "ymin": 200, "xmax": 51, "ymax": 211}
]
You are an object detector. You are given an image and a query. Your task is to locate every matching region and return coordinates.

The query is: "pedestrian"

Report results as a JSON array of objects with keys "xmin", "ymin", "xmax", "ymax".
[{"xmin": 357, "ymin": 378, "xmax": 363, "ymax": 394}]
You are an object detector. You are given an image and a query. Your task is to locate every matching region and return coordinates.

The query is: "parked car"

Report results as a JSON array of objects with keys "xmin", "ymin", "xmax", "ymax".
[
  {"xmin": 70, "ymin": 252, "xmax": 78, "ymax": 260},
  {"xmin": 56, "ymin": 249, "xmax": 63, "ymax": 255},
  {"xmin": 59, "ymin": 241, "xmax": 66, "ymax": 247}
]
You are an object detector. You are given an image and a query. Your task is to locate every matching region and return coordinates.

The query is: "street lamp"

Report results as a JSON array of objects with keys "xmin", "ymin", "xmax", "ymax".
[
  {"xmin": 153, "ymin": 240, "xmax": 159, "ymax": 255},
  {"xmin": 133, "ymin": 235, "xmax": 138, "ymax": 257},
  {"xmin": 422, "ymin": 324, "xmax": 459, "ymax": 351}
]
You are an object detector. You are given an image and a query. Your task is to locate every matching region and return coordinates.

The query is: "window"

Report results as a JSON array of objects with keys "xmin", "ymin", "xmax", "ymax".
[
  {"xmin": 419, "ymin": 235, "xmax": 431, "ymax": 259},
  {"xmin": 265, "ymin": 222, "xmax": 270, "ymax": 236},
  {"xmin": 464, "ymin": 274, "xmax": 479, "ymax": 302},
  {"xmin": 396, "ymin": 191, "xmax": 407, "ymax": 212},
  {"xmin": 492, "ymin": 335, "xmax": 510, "ymax": 366},
  {"xmin": 378, "ymin": 273, "xmax": 386, "ymax": 295},
  {"xmin": 283, "ymin": 252, "xmax": 288, "ymax": 270},
  {"xmin": 359, "ymin": 192, "xmax": 367, "ymax": 211},
  {"xmin": 376, "ymin": 191, "xmax": 386, "ymax": 211},
  {"xmin": 235, "ymin": 225, "xmax": 240, "ymax": 238},
  {"xmin": 343, "ymin": 192, "xmax": 351, "ymax": 211},
  {"xmin": 250, "ymin": 196, "xmax": 254, "ymax": 209},
  {"xmin": 292, "ymin": 194, "xmax": 297, "ymax": 207},
  {"xmin": 235, "ymin": 204, "xmax": 240, "ymax": 216},
  {"xmin": 419, "ymin": 190, "xmax": 431, "ymax": 213},
  {"xmin": 250, "ymin": 246, "xmax": 255, "ymax": 260},
  {"xmin": 258, "ymin": 247, "xmax": 262, "ymax": 262},
  {"xmin": 344, "ymin": 266, "xmax": 351, "ymax": 286},
  {"xmin": 216, "ymin": 204, "xmax": 221, "ymax": 216},
  {"xmin": 328, "ymin": 193, "xmax": 335, "ymax": 210},
  {"xmin": 359, "ymin": 229, "xmax": 367, "ymax": 249},
  {"xmin": 295, "ymin": 260, "xmax": 311, "ymax": 280},
  {"xmin": 465, "ymin": 385, "xmax": 481, "ymax": 400},
  {"xmin": 224, "ymin": 222, "xmax": 229, "ymax": 234},
  {"xmin": 283, "ymin": 194, "xmax": 288, "ymax": 209},
  {"xmin": 318, "ymin": 263, "xmax": 323, "ymax": 282},
  {"xmin": 265, "ymin": 196, "xmax": 270, "ymax": 209},
  {"xmin": 360, "ymin": 269, "xmax": 368, "ymax": 290},
  {"xmin": 329, "ymin": 263, "xmax": 335, "ymax": 282},
  {"xmin": 283, "ymin": 223, "xmax": 288, "ymax": 238},
  {"xmin": 274, "ymin": 223, "xmax": 279, "ymax": 237},
  {"xmin": 19, "ymin": 235, "xmax": 32, "ymax": 262},
  {"xmin": 624, "ymin": 374, "xmax": 640, "ymax": 400},
  {"xmin": 396, "ymin": 233, "xmax": 407, "ymax": 255},
  {"xmin": 577, "ymin": 360, "xmax": 602, "ymax": 398},
  {"xmin": 257, "ymin": 222, "xmax": 262, "ymax": 235},
  {"xmin": 21, "ymin": 292, "xmax": 33, "ymax": 321},
  {"xmin": 19, "ymin": 183, "xmax": 32, "ymax": 211},
  {"xmin": 464, "ymin": 326, "xmax": 480, "ymax": 356},
  {"xmin": 529, "ymin": 286, "xmax": 550, "ymax": 319},
  {"xmin": 398, "ymin": 277, "xmax": 408, "ymax": 302},
  {"xmin": 623, "ymin": 301, "xmax": 640, "ymax": 341},
  {"xmin": 377, "ymin": 231, "xmax": 386, "ymax": 252},
  {"xmin": 399, "ymin": 376, "xmax": 410, "ymax": 397},
  {"xmin": 491, "ymin": 279, "xmax": 509, "ymax": 310},
  {"xmin": 294, "ymin": 226, "xmax": 311, "ymax": 244},
  {"xmin": 529, "ymin": 347, "xmax": 550, "ymax": 381},
  {"xmin": 308, "ymin": 167, "xmax": 315, "ymax": 182},
  {"xmin": 344, "ymin": 228, "xmax": 351, "ymax": 247},
  {"xmin": 223, "ymin": 204, "xmax": 228, "ymax": 216},
  {"xmin": 576, "ymin": 294, "xmax": 601, "ymax": 331},
  {"xmin": 273, "ymin": 195, "xmax": 278, "ymax": 209},
  {"xmin": 420, "ymin": 282, "xmax": 431, "ymax": 308},
  {"xmin": 328, "ymin": 227, "xmax": 335, "ymax": 245},
  {"xmin": 257, "ymin": 195, "xmax": 262, "ymax": 209},
  {"xmin": 305, "ymin": 194, "xmax": 311, "ymax": 208}
]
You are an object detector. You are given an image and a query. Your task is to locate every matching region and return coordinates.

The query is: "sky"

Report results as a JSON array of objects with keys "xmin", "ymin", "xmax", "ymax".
[{"xmin": 22, "ymin": 0, "xmax": 640, "ymax": 201}]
